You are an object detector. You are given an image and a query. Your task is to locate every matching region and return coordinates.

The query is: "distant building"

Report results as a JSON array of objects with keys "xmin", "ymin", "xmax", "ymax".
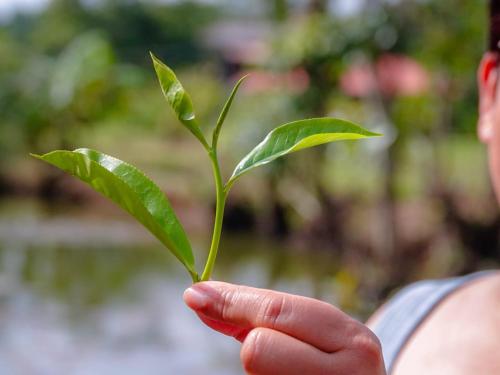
[{"xmin": 340, "ymin": 54, "xmax": 430, "ymax": 98}]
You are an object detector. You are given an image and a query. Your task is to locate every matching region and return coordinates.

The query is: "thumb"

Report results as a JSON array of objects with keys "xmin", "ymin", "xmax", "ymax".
[
  {"xmin": 183, "ymin": 281, "xmax": 361, "ymax": 353},
  {"xmin": 184, "ymin": 281, "xmax": 252, "ymax": 341}
]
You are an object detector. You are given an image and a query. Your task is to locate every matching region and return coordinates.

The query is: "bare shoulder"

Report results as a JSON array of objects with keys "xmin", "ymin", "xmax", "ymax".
[{"xmin": 392, "ymin": 272, "xmax": 500, "ymax": 375}]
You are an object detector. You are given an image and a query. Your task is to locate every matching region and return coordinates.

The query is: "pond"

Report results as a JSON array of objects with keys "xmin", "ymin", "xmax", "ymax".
[{"xmin": 0, "ymin": 199, "xmax": 374, "ymax": 374}]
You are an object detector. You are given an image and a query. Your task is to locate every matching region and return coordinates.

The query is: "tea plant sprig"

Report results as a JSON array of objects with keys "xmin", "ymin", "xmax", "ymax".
[{"xmin": 32, "ymin": 53, "xmax": 381, "ymax": 283}]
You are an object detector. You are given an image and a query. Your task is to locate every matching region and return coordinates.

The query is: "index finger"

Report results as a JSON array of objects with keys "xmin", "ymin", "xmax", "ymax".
[{"xmin": 183, "ymin": 281, "xmax": 365, "ymax": 353}]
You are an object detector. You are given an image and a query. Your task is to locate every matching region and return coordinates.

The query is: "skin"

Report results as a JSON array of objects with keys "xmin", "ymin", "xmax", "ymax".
[
  {"xmin": 184, "ymin": 281, "xmax": 385, "ymax": 375},
  {"xmin": 183, "ymin": 52, "xmax": 500, "ymax": 375},
  {"xmin": 391, "ymin": 273, "xmax": 500, "ymax": 375}
]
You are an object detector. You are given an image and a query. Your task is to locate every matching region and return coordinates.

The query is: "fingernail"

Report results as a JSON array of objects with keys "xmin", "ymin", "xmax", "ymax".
[{"xmin": 183, "ymin": 284, "xmax": 213, "ymax": 310}]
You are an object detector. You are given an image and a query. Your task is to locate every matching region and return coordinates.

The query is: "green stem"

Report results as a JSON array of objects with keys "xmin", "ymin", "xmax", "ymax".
[
  {"xmin": 201, "ymin": 149, "xmax": 227, "ymax": 281},
  {"xmin": 190, "ymin": 269, "xmax": 200, "ymax": 283}
]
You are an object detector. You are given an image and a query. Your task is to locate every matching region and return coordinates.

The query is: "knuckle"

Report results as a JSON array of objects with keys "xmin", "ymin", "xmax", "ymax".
[
  {"xmin": 240, "ymin": 328, "xmax": 267, "ymax": 373},
  {"xmin": 218, "ymin": 288, "xmax": 239, "ymax": 321},
  {"xmin": 257, "ymin": 293, "xmax": 288, "ymax": 328}
]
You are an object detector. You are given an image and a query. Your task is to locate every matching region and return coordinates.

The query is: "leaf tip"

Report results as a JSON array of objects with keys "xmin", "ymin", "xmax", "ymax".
[
  {"xmin": 235, "ymin": 73, "xmax": 250, "ymax": 88},
  {"xmin": 149, "ymin": 51, "xmax": 164, "ymax": 70}
]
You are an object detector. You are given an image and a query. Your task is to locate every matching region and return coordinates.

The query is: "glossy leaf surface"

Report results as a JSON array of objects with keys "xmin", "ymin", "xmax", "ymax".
[
  {"xmin": 32, "ymin": 148, "xmax": 198, "ymax": 279},
  {"xmin": 228, "ymin": 118, "xmax": 381, "ymax": 186},
  {"xmin": 150, "ymin": 52, "xmax": 206, "ymax": 146}
]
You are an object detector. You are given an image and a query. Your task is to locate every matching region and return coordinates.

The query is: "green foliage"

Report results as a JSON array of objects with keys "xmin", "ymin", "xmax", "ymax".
[
  {"xmin": 212, "ymin": 75, "xmax": 249, "ymax": 149},
  {"xmin": 150, "ymin": 52, "xmax": 207, "ymax": 147},
  {"xmin": 50, "ymin": 31, "xmax": 115, "ymax": 110},
  {"xmin": 33, "ymin": 55, "xmax": 379, "ymax": 282},
  {"xmin": 228, "ymin": 119, "xmax": 380, "ymax": 187},
  {"xmin": 32, "ymin": 148, "xmax": 197, "ymax": 281}
]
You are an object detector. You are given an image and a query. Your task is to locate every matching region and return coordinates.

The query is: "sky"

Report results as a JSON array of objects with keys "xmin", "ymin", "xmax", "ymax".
[
  {"xmin": 0, "ymin": 0, "xmax": 50, "ymax": 21},
  {"xmin": 0, "ymin": 0, "xmax": 365, "ymax": 23}
]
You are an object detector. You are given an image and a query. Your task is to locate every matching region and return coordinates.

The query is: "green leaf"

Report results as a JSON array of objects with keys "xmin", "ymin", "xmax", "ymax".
[
  {"xmin": 228, "ymin": 118, "xmax": 381, "ymax": 187},
  {"xmin": 150, "ymin": 52, "xmax": 207, "ymax": 148},
  {"xmin": 31, "ymin": 148, "xmax": 198, "ymax": 281},
  {"xmin": 212, "ymin": 74, "xmax": 249, "ymax": 149}
]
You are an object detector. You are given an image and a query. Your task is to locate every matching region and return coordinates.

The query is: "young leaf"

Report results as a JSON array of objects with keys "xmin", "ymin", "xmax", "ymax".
[
  {"xmin": 227, "ymin": 118, "xmax": 381, "ymax": 188},
  {"xmin": 150, "ymin": 52, "xmax": 208, "ymax": 148},
  {"xmin": 212, "ymin": 74, "xmax": 249, "ymax": 148},
  {"xmin": 31, "ymin": 148, "xmax": 198, "ymax": 281}
]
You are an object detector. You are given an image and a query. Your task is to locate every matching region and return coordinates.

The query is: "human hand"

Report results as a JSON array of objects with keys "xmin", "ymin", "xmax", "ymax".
[{"xmin": 184, "ymin": 281, "xmax": 386, "ymax": 375}]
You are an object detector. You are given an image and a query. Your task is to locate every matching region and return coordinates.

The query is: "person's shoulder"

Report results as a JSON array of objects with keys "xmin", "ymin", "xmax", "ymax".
[
  {"xmin": 392, "ymin": 272, "xmax": 500, "ymax": 375},
  {"xmin": 367, "ymin": 272, "xmax": 487, "ymax": 328},
  {"xmin": 457, "ymin": 271, "xmax": 500, "ymax": 300},
  {"xmin": 368, "ymin": 271, "xmax": 500, "ymax": 326}
]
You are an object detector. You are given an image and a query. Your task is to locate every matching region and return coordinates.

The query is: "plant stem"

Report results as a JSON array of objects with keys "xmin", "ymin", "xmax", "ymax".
[
  {"xmin": 190, "ymin": 270, "xmax": 200, "ymax": 283},
  {"xmin": 201, "ymin": 148, "xmax": 227, "ymax": 281}
]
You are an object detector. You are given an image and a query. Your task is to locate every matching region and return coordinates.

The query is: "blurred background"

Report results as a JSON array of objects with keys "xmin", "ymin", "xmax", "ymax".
[{"xmin": 0, "ymin": 0, "xmax": 498, "ymax": 373}]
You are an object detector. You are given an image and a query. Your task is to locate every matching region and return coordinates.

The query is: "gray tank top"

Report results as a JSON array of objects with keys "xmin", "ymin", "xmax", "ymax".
[{"xmin": 371, "ymin": 271, "xmax": 495, "ymax": 373}]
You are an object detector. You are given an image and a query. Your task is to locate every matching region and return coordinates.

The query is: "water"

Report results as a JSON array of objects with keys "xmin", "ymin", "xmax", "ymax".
[{"xmin": 0, "ymin": 199, "xmax": 361, "ymax": 374}]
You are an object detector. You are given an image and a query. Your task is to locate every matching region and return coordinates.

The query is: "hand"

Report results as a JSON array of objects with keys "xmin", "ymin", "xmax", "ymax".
[{"xmin": 184, "ymin": 281, "xmax": 386, "ymax": 375}]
